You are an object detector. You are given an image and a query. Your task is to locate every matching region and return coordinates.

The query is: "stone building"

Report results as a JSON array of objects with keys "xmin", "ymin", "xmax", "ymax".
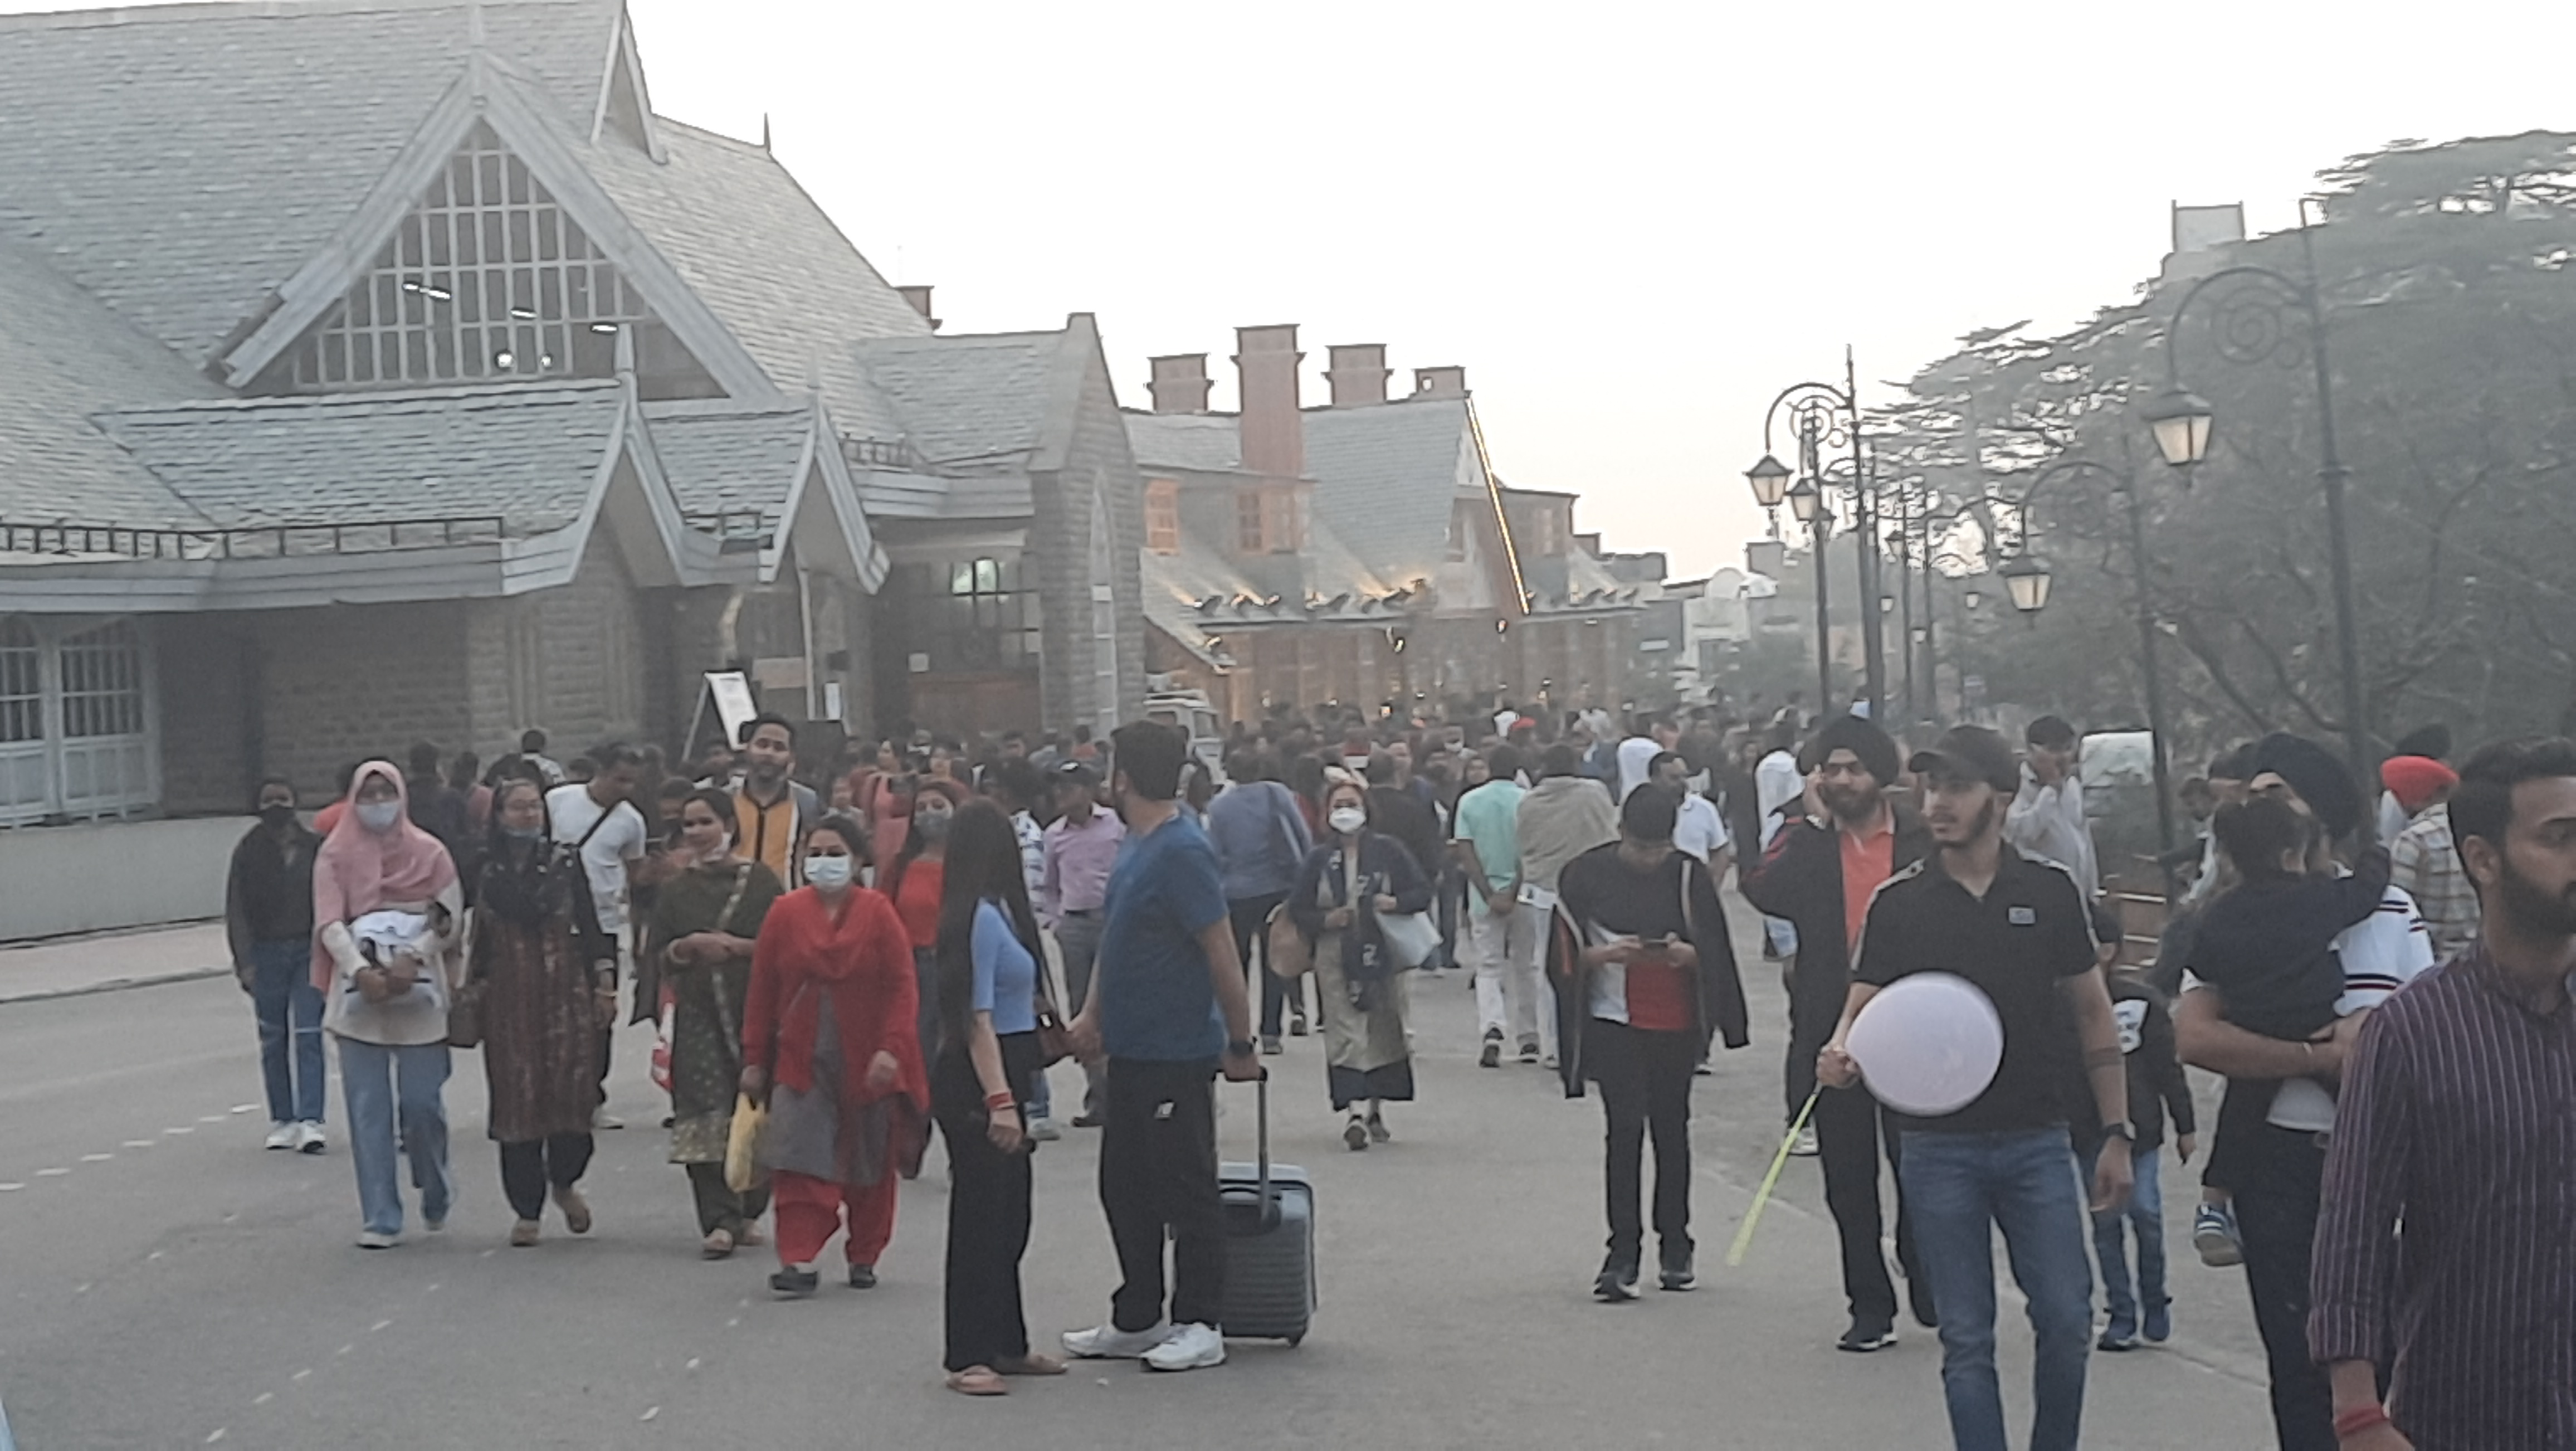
[
  {"xmin": 1125, "ymin": 327, "xmax": 1641, "ymax": 726},
  {"xmin": 0, "ymin": 0, "xmax": 1142, "ymax": 851}
]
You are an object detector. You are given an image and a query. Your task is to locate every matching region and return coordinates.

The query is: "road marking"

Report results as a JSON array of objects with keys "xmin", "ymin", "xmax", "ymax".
[
  {"xmin": 124, "ymin": 1140, "xmax": 154, "ymax": 1148},
  {"xmin": 230, "ymin": 1104, "xmax": 258, "ymax": 1114},
  {"xmin": 335, "ymin": 1345, "xmax": 353, "ymax": 1356},
  {"xmin": 81, "ymin": 1153, "xmax": 113, "ymax": 1162},
  {"xmin": 684, "ymin": 1357, "xmax": 701, "ymax": 1371},
  {"xmin": 148, "ymin": 1250, "xmax": 165, "ymax": 1261},
  {"xmin": 291, "ymin": 1369, "xmax": 311, "ymax": 1382},
  {"xmin": 198, "ymin": 1115, "xmax": 226, "ymax": 1124},
  {"xmin": 164, "ymin": 1127, "xmax": 193, "ymax": 1136},
  {"xmin": 0, "ymin": 1183, "xmax": 23, "ymax": 1192},
  {"xmin": 35, "ymin": 1168, "xmax": 68, "ymax": 1177},
  {"xmin": 206, "ymin": 1430, "xmax": 227, "ymax": 1443},
  {"xmin": 369, "ymin": 1319, "xmax": 391, "ymax": 1333},
  {"xmin": 640, "ymin": 1407, "xmax": 660, "ymax": 1422},
  {"xmin": 252, "ymin": 1392, "xmax": 273, "ymax": 1406}
]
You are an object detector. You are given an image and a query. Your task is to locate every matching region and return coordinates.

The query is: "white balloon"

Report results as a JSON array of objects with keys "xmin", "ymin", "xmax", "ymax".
[{"xmin": 1847, "ymin": 972, "xmax": 2005, "ymax": 1117}]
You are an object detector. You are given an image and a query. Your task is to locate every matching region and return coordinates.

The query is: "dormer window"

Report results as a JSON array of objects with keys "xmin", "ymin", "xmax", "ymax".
[
  {"xmin": 261, "ymin": 123, "xmax": 715, "ymax": 399},
  {"xmin": 1145, "ymin": 480, "xmax": 1180, "ymax": 554}
]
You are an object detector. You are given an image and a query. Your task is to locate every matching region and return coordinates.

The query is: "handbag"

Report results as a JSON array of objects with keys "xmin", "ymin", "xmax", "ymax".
[
  {"xmin": 1266, "ymin": 900, "xmax": 1313, "ymax": 980},
  {"xmin": 1032, "ymin": 918, "xmax": 1075, "ymax": 1066},
  {"xmin": 1375, "ymin": 908, "xmax": 1440, "ymax": 970},
  {"xmin": 723, "ymin": 1092, "xmax": 768, "ymax": 1193}
]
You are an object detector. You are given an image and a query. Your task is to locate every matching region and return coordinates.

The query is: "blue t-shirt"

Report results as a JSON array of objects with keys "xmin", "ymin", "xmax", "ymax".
[
  {"xmin": 971, "ymin": 899, "xmax": 1040, "ymax": 1035},
  {"xmin": 1099, "ymin": 812, "xmax": 1229, "ymax": 1062}
]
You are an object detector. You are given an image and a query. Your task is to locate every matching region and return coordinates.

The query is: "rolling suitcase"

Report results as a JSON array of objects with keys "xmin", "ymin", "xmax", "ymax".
[{"xmin": 1217, "ymin": 1075, "xmax": 1316, "ymax": 1345}]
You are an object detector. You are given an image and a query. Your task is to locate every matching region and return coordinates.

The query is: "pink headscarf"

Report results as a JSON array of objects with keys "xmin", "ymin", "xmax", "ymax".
[{"xmin": 311, "ymin": 761, "xmax": 460, "ymax": 991}]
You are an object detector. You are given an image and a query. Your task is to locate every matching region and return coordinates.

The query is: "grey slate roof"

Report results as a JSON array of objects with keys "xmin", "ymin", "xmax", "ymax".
[
  {"xmin": 1124, "ymin": 412, "xmax": 1246, "ymax": 474},
  {"xmin": 855, "ymin": 332, "xmax": 1065, "ymax": 469},
  {"xmin": 1301, "ymin": 398, "xmax": 1478, "ymax": 585},
  {"xmin": 93, "ymin": 379, "xmax": 626, "ymax": 533},
  {"xmin": 0, "ymin": 239, "xmax": 221, "ymax": 527},
  {"xmin": 643, "ymin": 400, "xmax": 813, "ymax": 522},
  {"xmin": 0, "ymin": 0, "xmax": 930, "ymax": 437}
]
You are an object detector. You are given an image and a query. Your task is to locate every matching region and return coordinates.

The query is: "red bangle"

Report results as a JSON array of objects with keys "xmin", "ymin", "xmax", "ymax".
[
  {"xmin": 2333, "ymin": 1405, "xmax": 2390, "ymax": 1439},
  {"xmin": 983, "ymin": 1091, "xmax": 1016, "ymax": 1111}
]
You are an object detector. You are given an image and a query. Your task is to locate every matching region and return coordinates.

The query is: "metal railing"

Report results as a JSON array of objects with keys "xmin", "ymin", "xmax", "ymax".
[{"xmin": 0, "ymin": 516, "xmax": 509, "ymax": 560}]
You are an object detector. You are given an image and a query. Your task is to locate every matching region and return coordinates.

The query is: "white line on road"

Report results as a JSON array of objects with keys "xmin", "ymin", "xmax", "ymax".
[
  {"xmin": 0, "ymin": 1183, "xmax": 22, "ymax": 1192},
  {"xmin": 123, "ymin": 1140, "xmax": 153, "ymax": 1148},
  {"xmin": 80, "ymin": 1152, "xmax": 112, "ymax": 1162},
  {"xmin": 197, "ymin": 1115, "xmax": 226, "ymax": 1124},
  {"xmin": 335, "ymin": 1345, "xmax": 353, "ymax": 1356},
  {"xmin": 34, "ymin": 1168, "xmax": 67, "ymax": 1177},
  {"xmin": 230, "ymin": 1104, "xmax": 258, "ymax": 1114},
  {"xmin": 369, "ymin": 1319, "xmax": 391, "ymax": 1333},
  {"xmin": 147, "ymin": 1250, "xmax": 164, "ymax": 1261},
  {"xmin": 640, "ymin": 1407, "xmax": 660, "ymax": 1422},
  {"xmin": 252, "ymin": 1393, "xmax": 272, "ymax": 1407},
  {"xmin": 163, "ymin": 1126, "xmax": 192, "ymax": 1136},
  {"xmin": 206, "ymin": 1429, "xmax": 226, "ymax": 1443},
  {"xmin": 290, "ymin": 1370, "xmax": 311, "ymax": 1382}
]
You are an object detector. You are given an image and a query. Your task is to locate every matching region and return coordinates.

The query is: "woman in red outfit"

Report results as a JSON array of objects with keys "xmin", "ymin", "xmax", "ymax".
[
  {"xmin": 881, "ymin": 778, "xmax": 965, "ymax": 1064},
  {"xmin": 739, "ymin": 817, "xmax": 930, "ymax": 1296}
]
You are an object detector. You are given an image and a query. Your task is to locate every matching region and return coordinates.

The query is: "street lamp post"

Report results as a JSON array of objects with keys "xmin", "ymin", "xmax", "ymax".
[
  {"xmin": 2143, "ymin": 215, "xmax": 2372, "ymax": 785},
  {"xmin": 1785, "ymin": 468, "xmax": 1833, "ymax": 712},
  {"xmin": 1745, "ymin": 350, "xmax": 1883, "ymax": 718}
]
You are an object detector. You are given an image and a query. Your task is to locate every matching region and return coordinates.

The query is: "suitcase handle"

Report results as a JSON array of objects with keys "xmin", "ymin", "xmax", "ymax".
[{"xmin": 1255, "ymin": 1069, "xmax": 1270, "ymax": 1208}]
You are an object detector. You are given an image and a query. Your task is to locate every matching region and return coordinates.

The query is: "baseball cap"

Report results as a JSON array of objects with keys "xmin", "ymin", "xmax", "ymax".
[
  {"xmin": 1051, "ymin": 759, "xmax": 1102, "ymax": 788},
  {"xmin": 1908, "ymin": 725, "xmax": 2020, "ymax": 796}
]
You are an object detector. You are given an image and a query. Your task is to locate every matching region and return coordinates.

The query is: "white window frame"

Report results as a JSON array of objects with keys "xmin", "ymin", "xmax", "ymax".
[{"xmin": 0, "ymin": 615, "xmax": 160, "ymax": 828}]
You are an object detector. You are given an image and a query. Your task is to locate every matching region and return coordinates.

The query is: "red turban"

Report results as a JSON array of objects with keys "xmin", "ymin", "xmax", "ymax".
[{"xmin": 2379, "ymin": 755, "xmax": 2458, "ymax": 815}]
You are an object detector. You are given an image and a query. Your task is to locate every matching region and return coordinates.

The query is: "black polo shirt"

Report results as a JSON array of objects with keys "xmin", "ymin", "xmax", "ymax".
[{"xmin": 1853, "ymin": 844, "xmax": 2096, "ymax": 1135}]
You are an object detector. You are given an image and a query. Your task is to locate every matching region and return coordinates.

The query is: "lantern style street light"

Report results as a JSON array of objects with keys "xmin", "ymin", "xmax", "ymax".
[
  {"xmin": 1746, "ymin": 351, "xmax": 1885, "ymax": 718},
  {"xmin": 2147, "ymin": 211, "xmax": 2370, "ymax": 785},
  {"xmin": 1745, "ymin": 454, "xmax": 1793, "ymax": 509},
  {"xmin": 1999, "ymin": 552, "xmax": 2052, "ymax": 613}
]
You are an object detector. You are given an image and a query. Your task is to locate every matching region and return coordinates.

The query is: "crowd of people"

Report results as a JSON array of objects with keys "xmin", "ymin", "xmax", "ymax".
[{"xmin": 219, "ymin": 695, "xmax": 2575, "ymax": 1441}]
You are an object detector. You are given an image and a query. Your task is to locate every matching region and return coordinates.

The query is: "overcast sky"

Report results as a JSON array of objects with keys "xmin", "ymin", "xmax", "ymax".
[{"xmin": 15, "ymin": 0, "xmax": 2570, "ymax": 576}]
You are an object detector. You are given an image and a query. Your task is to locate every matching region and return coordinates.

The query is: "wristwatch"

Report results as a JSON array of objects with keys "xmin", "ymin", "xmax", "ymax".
[
  {"xmin": 1226, "ymin": 1039, "xmax": 1258, "ymax": 1059},
  {"xmin": 2099, "ymin": 1120, "xmax": 2136, "ymax": 1142}
]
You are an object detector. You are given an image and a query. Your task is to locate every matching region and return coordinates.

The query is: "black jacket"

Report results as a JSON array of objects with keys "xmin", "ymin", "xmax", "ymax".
[
  {"xmin": 1739, "ymin": 800, "xmax": 1933, "ymax": 980},
  {"xmin": 1545, "ymin": 845, "xmax": 1750, "ymax": 1098}
]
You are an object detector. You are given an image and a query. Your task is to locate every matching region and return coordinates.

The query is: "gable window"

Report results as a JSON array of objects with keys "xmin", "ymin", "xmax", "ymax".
[
  {"xmin": 1145, "ymin": 480, "xmax": 1180, "ymax": 554},
  {"xmin": 891, "ymin": 557, "xmax": 1041, "ymax": 673},
  {"xmin": 1236, "ymin": 485, "xmax": 1305, "ymax": 555},
  {"xmin": 0, "ymin": 616, "xmax": 156, "ymax": 827},
  {"xmin": 264, "ymin": 122, "xmax": 716, "ymax": 399}
]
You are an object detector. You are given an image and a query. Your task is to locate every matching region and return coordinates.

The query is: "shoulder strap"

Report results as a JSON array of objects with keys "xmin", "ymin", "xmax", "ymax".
[
  {"xmin": 572, "ymin": 797, "xmax": 622, "ymax": 851},
  {"xmin": 715, "ymin": 863, "xmax": 755, "ymax": 936}
]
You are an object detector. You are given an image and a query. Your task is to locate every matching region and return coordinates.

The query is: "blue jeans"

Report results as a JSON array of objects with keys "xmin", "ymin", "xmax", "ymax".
[
  {"xmin": 337, "ymin": 1038, "xmax": 453, "ymax": 1237},
  {"xmin": 1900, "ymin": 1127, "xmax": 2095, "ymax": 1451},
  {"xmin": 2085, "ymin": 1142, "xmax": 2164, "ymax": 1337},
  {"xmin": 250, "ymin": 939, "xmax": 326, "ymax": 1124}
]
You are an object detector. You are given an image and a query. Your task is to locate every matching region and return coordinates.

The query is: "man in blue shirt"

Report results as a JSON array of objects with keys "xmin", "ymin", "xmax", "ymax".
[{"xmin": 1064, "ymin": 721, "xmax": 1261, "ymax": 1374}]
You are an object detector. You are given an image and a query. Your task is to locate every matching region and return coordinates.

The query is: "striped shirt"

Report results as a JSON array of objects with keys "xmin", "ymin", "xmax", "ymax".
[
  {"xmin": 2309, "ymin": 942, "xmax": 2576, "ymax": 1448},
  {"xmin": 2389, "ymin": 804, "xmax": 2480, "ymax": 963}
]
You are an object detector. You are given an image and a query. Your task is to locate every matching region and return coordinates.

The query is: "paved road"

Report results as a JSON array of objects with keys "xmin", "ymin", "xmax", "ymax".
[{"xmin": 0, "ymin": 902, "xmax": 2277, "ymax": 1448}]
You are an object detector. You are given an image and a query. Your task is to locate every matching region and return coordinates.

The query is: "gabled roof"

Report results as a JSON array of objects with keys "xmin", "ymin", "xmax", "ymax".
[
  {"xmin": 1125, "ymin": 412, "xmax": 1248, "ymax": 475},
  {"xmin": 1300, "ymin": 397, "xmax": 1481, "ymax": 584},
  {"xmin": 856, "ymin": 330, "xmax": 1069, "ymax": 470},
  {"xmin": 0, "ymin": 0, "xmax": 931, "ymax": 435},
  {"xmin": 646, "ymin": 399, "xmax": 816, "ymax": 522},
  {"xmin": 93, "ymin": 379, "xmax": 630, "ymax": 533},
  {"xmin": 0, "ymin": 238, "xmax": 221, "ymax": 527}
]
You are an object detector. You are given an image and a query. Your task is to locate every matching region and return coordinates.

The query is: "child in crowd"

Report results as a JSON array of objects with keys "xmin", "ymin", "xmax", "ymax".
[
  {"xmin": 2092, "ymin": 968, "xmax": 2196, "ymax": 1349},
  {"xmin": 2181, "ymin": 796, "xmax": 2389, "ymax": 1265}
]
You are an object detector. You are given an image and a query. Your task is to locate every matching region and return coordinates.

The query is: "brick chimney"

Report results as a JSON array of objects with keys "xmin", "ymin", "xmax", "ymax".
[
  {"xmin": 896, "ymin": 285, "xmax": 940, "ymax": 331},
  {"xmin": 1325, "ymin": 344, "xmax": 1389, "ymax": 407},
  {"xmin": 1234, "ymin": 325, "xmax": 1304, "ymax": 477},
  {"xmin": 1412, "ymin": 366, "xmax": 1466, "ymax": 400},
  {"xmin": 1148, "ymin": 353, "xmax": 1213, "ymax": 415}
]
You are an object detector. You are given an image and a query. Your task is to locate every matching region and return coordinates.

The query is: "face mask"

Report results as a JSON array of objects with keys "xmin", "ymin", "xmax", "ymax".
[
  {"xmin": 355, "ymin": 801, "xmax": 402, "ymax": 833},
  {"xmin": 1328, "ymin": 806, "xmax": 1367, "ymax": 836},
  {"xmin": 1343, "ymin": 757, "xmax": 1371, "ymax": 775},
  {"xmin": 804, "ymin": 855, "xmax": 853, "ymax": 890},
  {"xmin": 915, "ymin": 810, "xmax": 952, "ymax": 843},
  {"xmin": 502, "ymin": 824, "xmax": 541, "ymax": 842},
  {"xmin": 259, "ymin": 802, "xmax": 295, "ymax": 827}
]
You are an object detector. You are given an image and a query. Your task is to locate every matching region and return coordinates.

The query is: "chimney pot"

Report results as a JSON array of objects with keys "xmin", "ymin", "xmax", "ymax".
[
  {"xmin": 1412, "ymin": 365, "xmax": 1467, "ymax": 400},
  {"xmin": 1325, "ymin": 343, "xmax": 1390, "ymax": 407},
  {"xmin": 1234, "ymin": 325, "xmax": 1305, "ymax": 478},
  {"xmin": 896, "ymin": 284, "xmax": 941, "ymax": 331},
  {"xmin": 1148, "ymin": 353, "xmax": 1213, "ymax": 415}
]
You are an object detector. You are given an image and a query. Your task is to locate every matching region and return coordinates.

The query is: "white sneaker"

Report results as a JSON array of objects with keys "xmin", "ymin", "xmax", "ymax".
[
  {"xmin": 264, "ymin": 1122, "xmax": 297, "ymax": 1151},
  {"xmin": 355, "ymin": 1230, "xmax": 397, "ymax": 1250},
  {"xmin": 1061, "ymin": 1321, "xmax": 1170, "ymax": 1360},
  {"xmin": 1144, "ymin": 1322, "xmax": 1226, "ymax": 1372},
  {"xmin": 295, "ymin": 1121, "xmax": 326, "ymax": 1155},
  {"xmin": 1028, "ymin": 1113, "xmax": 1062, "ymax": 1142},
  {"xmin": 1788, "ymin": 1125, "xmax": 1819, "ymax": 1157}
]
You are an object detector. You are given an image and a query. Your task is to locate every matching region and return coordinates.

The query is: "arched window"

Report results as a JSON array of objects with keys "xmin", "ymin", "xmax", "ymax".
[{"xmin": 0, "ymin": 616, "xmax": 157, "ymax": 827}]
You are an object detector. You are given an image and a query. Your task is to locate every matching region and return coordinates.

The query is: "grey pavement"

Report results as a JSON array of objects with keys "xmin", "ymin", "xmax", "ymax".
[{"xmin": 0, "ymin": 901, "xmax": 2277, "ymax": 1448}]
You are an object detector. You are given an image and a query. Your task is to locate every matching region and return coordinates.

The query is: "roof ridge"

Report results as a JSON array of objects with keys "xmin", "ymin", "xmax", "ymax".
[
  {"xmin": 0, "ymin": 0, "xmax": 601, "ymax": 31},
  {"xmin": 105, "ymin": 378, "xmax": 625, "ymax": 416}
]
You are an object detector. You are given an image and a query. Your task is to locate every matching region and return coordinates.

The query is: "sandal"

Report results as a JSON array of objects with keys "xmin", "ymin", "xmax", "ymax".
[
  {"xmin": 993, "ymin": 1352, "xmax": 1067, "ymax": 1376},
  {"xmin": 945, "ymin": 1366, "xmax": 1008, "ymax": 1397},
  {"xmin": 701, "ymin": 1228, "xmax": 735, "ymax": 1259}
]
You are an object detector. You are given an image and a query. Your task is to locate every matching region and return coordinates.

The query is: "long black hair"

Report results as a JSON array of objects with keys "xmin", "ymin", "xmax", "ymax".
[
  {"xmin": 478, "ymin": 775, "xmax": 573, "ymax": 928},
  {"xmin": 933, "ymin": 798, "xmax": 1044, "ymax": 1056}
]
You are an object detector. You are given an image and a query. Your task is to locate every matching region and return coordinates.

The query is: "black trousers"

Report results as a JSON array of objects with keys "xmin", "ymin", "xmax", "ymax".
[
  {"xmin": 1589, "ymin": 1020, "xmax": 1695, "ymax": 1263},
  {"xmin": 1227, "ymin": 892, "xmax": 1295, "ymax": 1038},
  {"xmin": 1816, "ymin": 1084, "xmax": 1930, "ymax": 1329},
  {"xmin": 497, "ymin": 1133, "xmax": 593, "ymax": 1220},
  {"xmin": 1785, "ymin": 950, "xmax": 1848, "ymax": 1122},
  {"xmin": 935, "ymin": 1032, "xmax": 1040, "ymax": 1371},
  {"xmin": 684, "ymin": 1162, "xmax": 771, "ymax": 1238},
  {"xmin": 1099, "ymin": 1057, "xmax": 1226, "ymax": 1332},
  {"xmin": 2236, "ymin": 1127, "xmax": 2336, "ymax": 1451}
]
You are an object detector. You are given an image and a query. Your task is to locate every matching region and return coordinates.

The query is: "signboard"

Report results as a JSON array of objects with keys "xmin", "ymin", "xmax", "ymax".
[{"xmin": 685, "ymin": 670, "xmax": 759, "ymax": 757}]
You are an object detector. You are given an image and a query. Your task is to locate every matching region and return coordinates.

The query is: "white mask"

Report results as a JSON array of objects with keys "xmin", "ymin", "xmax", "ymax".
[
  {"xmin": 803, "ymin": 855, "xmax": 853, "ymax": 890},
  {"xmin": 355, "ymin": 800, "xmax": 402, "ymax": 833},
  {"xmin": 1328, "ymin": 806, "xmax": 1367, "ymax": 836}
]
